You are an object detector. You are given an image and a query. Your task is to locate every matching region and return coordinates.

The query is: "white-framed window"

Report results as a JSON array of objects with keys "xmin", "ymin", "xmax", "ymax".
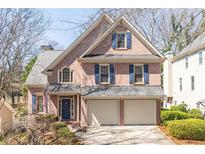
[
  {"xmin": 134, "ymin": 64, "xmax": 144, "ymax": 84},
  {"xmin": 191, "ymin": 76, "xmax": 195, "ymax": 91},
  {"xmin": 58, "ymin": 67, "xmax": 74, "ymax": 83},
  {"xmin": 199, "ymin": 51, "xmax": 203, "ymax": 64},
  {"xmin": 185, "ymin": 56, "xmax": 188, "ymax": 68},
  {"xmin": 99, "ymin": 64, "xmax": 110, "ymax": 84},
  {"xmin": 179, "ymin": 78, "xmax": 182, "ymax": 91},
  {"xmin": 36, "ymin": 95, "xmax": 43, "ymax": 113},
  {"xmin": 116, "ymin": 32, "xmax": 126, "ymax": 48}
]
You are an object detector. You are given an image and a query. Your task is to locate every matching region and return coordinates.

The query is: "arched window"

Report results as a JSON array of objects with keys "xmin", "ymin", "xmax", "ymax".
[{"xmin": 58, "ymin": 67, "xmax": 74, "ymax": 83}]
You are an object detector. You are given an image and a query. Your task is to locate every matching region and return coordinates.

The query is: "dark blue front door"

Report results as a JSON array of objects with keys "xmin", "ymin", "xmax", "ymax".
[{"xmin": 62, "ymin": 99, "xmax": 70, "ymax": 120}]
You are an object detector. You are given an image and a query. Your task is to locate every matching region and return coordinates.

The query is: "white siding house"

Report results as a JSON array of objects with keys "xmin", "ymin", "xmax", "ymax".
[{"xmin": 163, "ymin": 32, "xmax": 205, "ymax": 113}]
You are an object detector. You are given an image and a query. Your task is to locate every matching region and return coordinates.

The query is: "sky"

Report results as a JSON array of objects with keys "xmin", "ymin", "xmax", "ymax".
[{"xmin": 43, "ymin": 8, "xmax": 97, "ymax": 50}]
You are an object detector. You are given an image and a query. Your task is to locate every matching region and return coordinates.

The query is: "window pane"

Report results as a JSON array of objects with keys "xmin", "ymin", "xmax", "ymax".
[
  {"xmin": 37, "ymin": 96, "xmax": 43, "ymax": 112},
  {"xmin": 135, "ymin": 66, "xmax": 143, "ymax": 83},
  {"xmin": 100, "ymin": 65, "xmax": 109, "ymax": 83},
  {"xmin": 117, "ymin": 33, "xmax": 125, "ymax": 48}
]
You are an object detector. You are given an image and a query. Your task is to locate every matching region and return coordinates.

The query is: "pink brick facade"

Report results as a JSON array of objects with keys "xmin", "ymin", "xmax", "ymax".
[
  {"xmin": 82, "ymin": 63, "xmax": 161, "ymax": 86},
  {"xmin": 27, "ymin": 15, "xmax": 164, "ymax": 126}
]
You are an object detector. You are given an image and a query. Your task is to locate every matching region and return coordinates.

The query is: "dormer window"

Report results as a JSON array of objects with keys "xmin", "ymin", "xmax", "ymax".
[
  {"xmin": 116, "ymin": 32, "xmax": 126, "ymax": 48},
  {"xmin": 58, "ymin": 67, "xmax": 74, "ymax": 83},
  {"xmin": 112, "ymin": 31, "xmax": 132, "ymax": 49}
]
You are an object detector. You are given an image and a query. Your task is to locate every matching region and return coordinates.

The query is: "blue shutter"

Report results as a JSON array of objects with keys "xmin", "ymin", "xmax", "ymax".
[
  {"xmin": 129, "ymin": 64, "xmax": 134, "ymax": 84},
  {"xmin": 127, "ymin": 32, "xmax": 132, "ymax": 49},
  {"xmin": 112, "ymin": 32, "xmax": 117, "ymax": 49},
  {"xmin": 95, "ymin": 64, "xmax": 99, "ymax": 84},
  {"xmin": 144, "ymin": 64, "xmax": 149, "ymax": 84},
  {"xmin": 110, "ymin": 64, "xmax": 115, "ymax": 84},
  {"xmin": 32, "ymin": 95, "xmax": 36, "ymax": 113}
]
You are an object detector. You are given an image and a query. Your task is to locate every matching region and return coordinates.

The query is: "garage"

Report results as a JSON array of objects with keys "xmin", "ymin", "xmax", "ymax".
[
  {"xmin": 88, "ymin": 100, "xmax": 120, "ymax": 126},
  {"xmin": 124, "ymin": 100, "xmax": 156, "ymax": 125}
]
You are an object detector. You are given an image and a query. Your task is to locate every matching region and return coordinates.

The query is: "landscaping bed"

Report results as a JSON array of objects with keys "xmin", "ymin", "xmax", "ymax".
[
  {"xmin": 1, "ymin": 114, "xmax": 82, "ymax": 145},
  {"xmin": 160, "ymin": 103, "xmax": 205, "ymax": 144},
  {"xmin": 159, "ymin": 125, "xmax": 205, "ymax": 145}
]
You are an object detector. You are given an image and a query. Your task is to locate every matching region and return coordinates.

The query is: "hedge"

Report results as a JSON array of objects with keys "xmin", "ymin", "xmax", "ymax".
[
  {"xmin": 167, "ymin": 119, "xmax": 205, "ymax": 140},
  {"xmin": 161, "ymin": 110, "xmax": 190, "ymax": 123},
  {"xmin": 53, "ymin": 122, "xmax": 67, "ymax": 130}
]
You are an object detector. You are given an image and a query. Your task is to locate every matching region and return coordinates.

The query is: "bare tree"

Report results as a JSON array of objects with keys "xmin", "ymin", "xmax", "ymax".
[
  {"xmin": 61, "ymin": 8, "xmax": 204, "ymax": 54},
  {"xmin": 0, "ymin": 9, "xmax": 50, "ymax": 107}
]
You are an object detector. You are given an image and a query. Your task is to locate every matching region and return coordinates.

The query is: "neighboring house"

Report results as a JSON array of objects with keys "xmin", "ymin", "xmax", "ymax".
[
  {"xmin": 26, "ymin": 14, "xmax": 165, "ymax": 126},
  {"xmin": 163, "ymin": 32, "xmax": 205, "ymax": 113},
  {"xmin": 0, "ymin": 99, "xmax": 15, "ymax": 135}
]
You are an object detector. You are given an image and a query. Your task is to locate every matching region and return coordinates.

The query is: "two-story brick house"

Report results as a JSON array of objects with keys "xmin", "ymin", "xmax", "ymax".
[{"xmin": 26, "ymin": 14, "xmax": 165, "ymax": 126}]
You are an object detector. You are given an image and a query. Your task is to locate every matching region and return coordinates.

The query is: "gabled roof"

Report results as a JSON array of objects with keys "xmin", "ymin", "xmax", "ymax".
[
  {"xmin": 26, "ymin": 50, "xmax": 63, "ymax": 86},
  {"xmin": 80, "ymin": 17, "xmax": 165, "ymax": 58},
  {"xmin": 42, "ymin": 14, "xmax": 114, "ymax": 73},
  {"xmin": 173, "ymin": 31, "xmax": 205, "ymax": 62}
]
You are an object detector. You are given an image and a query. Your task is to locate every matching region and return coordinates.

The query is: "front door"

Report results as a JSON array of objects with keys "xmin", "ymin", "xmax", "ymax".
[{"xmin": 62, "ymin": 99, "xmax": 70, "ymax": 120}]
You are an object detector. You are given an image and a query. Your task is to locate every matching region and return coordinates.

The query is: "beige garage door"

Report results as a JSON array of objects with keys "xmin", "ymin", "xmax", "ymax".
[
  {"xmin": 124, "ymin": 100, "xmax": 156, "ymax": 125},
  {"xmin": 88, "ymin": 100, "xmax": 120, "ymax": 126}
]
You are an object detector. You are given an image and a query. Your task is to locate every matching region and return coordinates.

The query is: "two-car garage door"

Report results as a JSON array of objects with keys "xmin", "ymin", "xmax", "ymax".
[{"xmin": 87, "ymin": 99, "xmax": 156, "ymax": 126}]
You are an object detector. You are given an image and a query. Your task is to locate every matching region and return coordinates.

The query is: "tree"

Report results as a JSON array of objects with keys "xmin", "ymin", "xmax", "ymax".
[
  {"xmin": 0, "ymin": 9, "xmax": 50, "ymax": 107},
  {"xmin": 20, "ymin": 56, "xmax": 37, "ymax": 104},
  {"xmin": 62, "ymin": 8, "xmax": 204, "ymax": 55}
]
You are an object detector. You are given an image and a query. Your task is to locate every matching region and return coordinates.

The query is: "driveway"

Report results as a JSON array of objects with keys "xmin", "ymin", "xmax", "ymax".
[{"xmin": 76, "ymin": 126, "xmax": 174, "ymax": 145}]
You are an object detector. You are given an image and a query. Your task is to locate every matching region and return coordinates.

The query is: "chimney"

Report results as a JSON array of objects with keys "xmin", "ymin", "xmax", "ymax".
[{"xmin": 41, "ymin": 44, "xmax": 54, "ymax": 51}]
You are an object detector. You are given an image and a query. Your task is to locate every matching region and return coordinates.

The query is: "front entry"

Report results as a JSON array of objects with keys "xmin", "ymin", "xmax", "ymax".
[{"xmin": 62, "ymin": 99, "xmax": 70, "ymax": 120}]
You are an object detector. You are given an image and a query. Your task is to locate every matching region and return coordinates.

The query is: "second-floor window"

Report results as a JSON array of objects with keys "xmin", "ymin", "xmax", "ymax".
[
  {"xmin": 134, "ymin": 65, "xmax": 144, "ymax": 84},
  {"xmin": 191, "ymin": 76, "xmax": 195, "ymax": 91},
  {"xmin": 179, "ymin": 78, "xmax": 182, "ymax": 91},
  {"xmin": 116, "ymin": 32, "xmax": 126, "ymax": 48},
  {"xmin": 99, "ymin": 64, "xmax": 110, "ymax": 83},
  {"xmin": 58, "ymin": 67, "xmax": 74, "ymax": 83},
  {"xmin": 199, "ymin": 51, "xmax": 203, "ymax": 64}
]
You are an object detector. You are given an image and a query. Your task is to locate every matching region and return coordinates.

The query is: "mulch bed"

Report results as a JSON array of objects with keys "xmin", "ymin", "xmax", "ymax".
[{"xmin": 159, "ymin": 125, "xmax": 205, "ymax": 145}]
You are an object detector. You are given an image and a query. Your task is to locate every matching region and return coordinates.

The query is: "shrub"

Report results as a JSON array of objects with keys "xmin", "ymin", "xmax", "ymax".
[
  {"xmin": 35, "ymin": 114, "xmax": 59, "ymax": 123},
  {"xmin": 189, "ymin": 109, "xmax": 203, "ymax": 119},
  {"xmin": 167, "ymin": 119, "xmax": 205, "ymax": 140},
  {"xmin": 170, "ymin": 103, "xmax": 188, "ymax": 112},
  {"xmin": 57, "ymin": 127, "xmax": 74, "ymax": 138},
  {"xmin": 161, "ymin": 110, "xmax": 190, "ymax": 123},
  {"xmin": 53, "ymin": 122, "xmax": 67, "ymax": 130}
]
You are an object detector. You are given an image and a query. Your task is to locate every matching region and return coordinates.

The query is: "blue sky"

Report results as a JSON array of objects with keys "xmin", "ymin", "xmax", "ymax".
[{"xmin": 44, "ymin": 8, "xmax": 97, "ymax": 49}]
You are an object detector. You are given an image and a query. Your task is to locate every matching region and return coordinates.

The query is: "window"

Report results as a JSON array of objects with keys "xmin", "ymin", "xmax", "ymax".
[
  {"xmin": 185, "ymin": 57, "xmax": 188, "ymax": 68},
  {"xmin": 134, "ymin": 65, "xmax": 144, "ymax": 83},
  {"xmin": 36, "ymin": 96, "xmax": 43, "ymax": 113},
  {"xmin": 199, "ymin": 51, "xmax": 203, "ymax": 64},
  {"xmin": 116, "ymin": 32, "xmax": 126, "ymax": 48},
  {"xmin": 99, "ymin": 64, "xmax": 110, "ymax": 83},
  {"xmin": 191, "ymin": 76, "xmax": 194, "ymax": 91},
  {"xmin": 58, "ymin": 67, "xmax": 74, "ymax": 83},
  {"xmin": 179, "ymin": 78, "xmax": 182, "ymax": 91}
]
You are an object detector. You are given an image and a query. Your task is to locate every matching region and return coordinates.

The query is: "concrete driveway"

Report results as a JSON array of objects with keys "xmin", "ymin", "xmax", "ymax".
[{"xmin": 76, "ymin": 126, "xmax": 174, "ymax": 145}]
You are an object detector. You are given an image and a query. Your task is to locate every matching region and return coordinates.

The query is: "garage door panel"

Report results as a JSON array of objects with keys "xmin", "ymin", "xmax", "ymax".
[
  {"xmin": 124, "ymin": 100, "xmax": 156, "ymax": 125},
  {"xmin": 88, "ymin": 100, "xmax": 120, "ymax": 126}
]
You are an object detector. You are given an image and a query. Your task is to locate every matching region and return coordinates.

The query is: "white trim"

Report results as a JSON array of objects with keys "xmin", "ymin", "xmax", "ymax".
[
  {"xmin": 58, "ymin": 96, "xmax": 75, "ymax": 120},
  {"xmin": 42, "ymin": 14, "xmax": 114, "ymax": 73},
  {"xmin": 80, "ymin": 17, "xmax": 165, "ymax": 58},
  {"xmin": 99, "ymin": 64, "xmax": 110, "ymax": 84},
  {"xmin": 134, "ymin": 64, "xmax": 144, "ymax": 84},
  {"xmin": 58, "ymin": 66, "xmax": 74, "ymax": 84}
]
